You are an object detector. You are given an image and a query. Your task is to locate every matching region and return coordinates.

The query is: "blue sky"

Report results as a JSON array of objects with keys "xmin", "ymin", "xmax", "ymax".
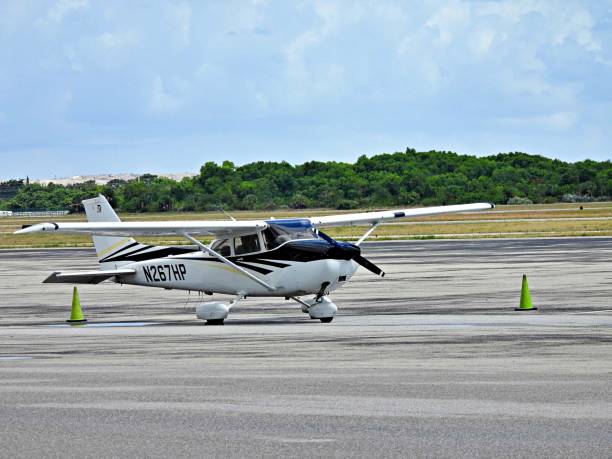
[{"xmin": 1, "ymin": 0, "xmax": 611, "ymax": 179}]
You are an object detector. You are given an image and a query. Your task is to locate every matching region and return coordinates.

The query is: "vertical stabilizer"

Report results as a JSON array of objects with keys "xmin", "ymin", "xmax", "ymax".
[{"xmin": 82, "ymin": 195, "xmax": 138, "ymax": 267}]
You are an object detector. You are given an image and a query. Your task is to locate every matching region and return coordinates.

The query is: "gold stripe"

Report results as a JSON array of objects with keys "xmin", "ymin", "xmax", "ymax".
[
  {"xmin": 97, "ymin": 238, "xmax": 133, "ymax": 257},
  {"xmin": 206, "ymin": 263, "xmax": 240, "ymax": 274}
]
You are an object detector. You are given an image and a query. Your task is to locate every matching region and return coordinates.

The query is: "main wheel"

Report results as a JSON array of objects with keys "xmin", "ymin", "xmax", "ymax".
[
  {"xmin": 319, "ymin": 317, "xmax": 333, "ymax": 323},
  {"xmin": 206, "ymin": 319, "xmax": 225, "ymax": 325}
]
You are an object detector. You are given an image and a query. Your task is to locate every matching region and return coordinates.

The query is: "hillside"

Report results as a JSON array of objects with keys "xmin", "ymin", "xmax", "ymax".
[{"xmin": 2, "ymin": 149, "xmax": 611, "ymax": 212}]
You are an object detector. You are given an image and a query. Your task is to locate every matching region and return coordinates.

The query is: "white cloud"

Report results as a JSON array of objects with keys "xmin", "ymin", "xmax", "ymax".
[
  {"xmin": 499, "ymin": 111, "xmax": 578, "ymax": 131},
  {"xmin": 282, "ymin": 0, "xmax": 362, "ymax": 108},
  {"xmin": 553, "ymin": 10, "xmax": 601, "ymax": 52},
  {"xmin": 63, "ymin": 45, "xmax": 83, "ymax": 72},
  {"xmin": 468, "ymin": 28, "xmax": 495, "ymax": 56},
  {"xmin": 476, "ymin": 0, "xmax": 546, "ymax": 22},
  {"xmin": 98, "ymin": 31, "xmax": 139, "ymax": 50},
  {"xmin": 47, "ymin": 0, "xmax": 88, "ymax": 22},
  {"xmin": 168, "ymin": 2, "xmax": 192, "ymax": 47},
  {"xmin": 284, "ymin": 1, "xmax": 340, "ymax": 65},
  {"xmin": 1, "ymin": 0, "xmax": 610, "ymax": 168},
  {"xmin": 425, "ymin": 1, "xmax": 471, "ymax": 46},
  {"xmin": 148, "ymin": 76, "xmax": 181, "ymax": 114}
]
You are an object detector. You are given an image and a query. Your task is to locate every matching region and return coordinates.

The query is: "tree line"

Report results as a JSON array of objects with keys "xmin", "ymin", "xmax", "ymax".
[{"xmin": 2, "ymin": 149, "xmax": 611, "ymax": 212}]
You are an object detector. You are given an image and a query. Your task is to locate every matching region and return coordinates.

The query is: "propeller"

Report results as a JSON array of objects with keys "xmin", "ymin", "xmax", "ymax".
[
  {"xmin": 353, "ymin": 254, "xmax": 385, "ymax": 277},
  {"xmin": 317, "ymin": 230, "xmax": 385, "ymax": 277}
]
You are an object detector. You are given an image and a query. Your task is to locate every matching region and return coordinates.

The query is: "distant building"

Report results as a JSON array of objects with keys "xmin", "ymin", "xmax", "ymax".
[{"xmin": 32, "ymin": 172, "xmax": 196, "ymax": 186}]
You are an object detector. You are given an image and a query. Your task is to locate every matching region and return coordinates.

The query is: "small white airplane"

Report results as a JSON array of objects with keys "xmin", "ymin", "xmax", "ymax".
[{"xmin": 16, "ymin": 196, "xmax": 494, "ymax": 324}]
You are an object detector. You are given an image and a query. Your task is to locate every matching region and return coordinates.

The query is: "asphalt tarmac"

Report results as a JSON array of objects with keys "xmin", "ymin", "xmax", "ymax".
[{"xmin": 1, "ymin": 238, "xmax": 611, "ymax": 458}]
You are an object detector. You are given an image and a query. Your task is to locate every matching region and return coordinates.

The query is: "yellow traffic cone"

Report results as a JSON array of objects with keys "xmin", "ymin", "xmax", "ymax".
[
  {"xmin": 67, "ymin": 286, "xmax": 87, "ymax": 323},
  {"xmin": 515, "ymin": 275, "xmax": 537, "ymax": 311}
]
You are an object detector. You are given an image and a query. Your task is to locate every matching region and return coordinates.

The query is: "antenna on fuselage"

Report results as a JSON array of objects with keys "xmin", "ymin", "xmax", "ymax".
[{"xmin": 216, "ymin": 205, "xmax": 236, "ymax": 221}]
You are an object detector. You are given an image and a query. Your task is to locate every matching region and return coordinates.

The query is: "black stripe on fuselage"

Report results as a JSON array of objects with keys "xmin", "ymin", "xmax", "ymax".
[
  {"xmin": 178, "ymin": 257, "xmax": 274, "ymax": 275},
  {"xmin": 236, "ymin": 258, "xmax": 290, "ymax": 268},
  {"xmin": 101, "ymin": 244, "xmax": 155, "ymax": 262},
  {"xmin": 101, "ymin": 239, "xmax": 336, "ymax": 271},
  {"xmin": 99, "ymin": 242, "xmax": 141, "ymax": 262},
  {"xmin": 100, "ymin": 246, "xmax": 199, "ymax": 263},
  {"xmin": 232, "ymin": 261, "xmax": 272, "ymax": 275}
]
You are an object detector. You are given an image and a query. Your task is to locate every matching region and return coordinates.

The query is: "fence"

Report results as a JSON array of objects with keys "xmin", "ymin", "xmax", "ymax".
[{"xmin": 5, "ymin": 210, "xmax": 70, "ymax": 217}]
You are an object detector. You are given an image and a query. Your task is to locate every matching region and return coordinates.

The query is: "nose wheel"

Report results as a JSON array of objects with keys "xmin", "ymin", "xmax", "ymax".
[{"xmin": 291, "ymin": 296, "xmax": 337, "ymax": 323}]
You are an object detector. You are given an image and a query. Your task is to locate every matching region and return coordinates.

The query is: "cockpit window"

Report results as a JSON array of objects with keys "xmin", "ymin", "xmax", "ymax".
[
  {"xmin": 263, "ymin": 220, "xmax": 318, "ymax": 249},
  {"xmin": 211, "ymin": 239, "xmax": 232, "ymax": 256},
  {"xmin": 234, "ymin": 234, "xmax": 261, "ymax": 255}
]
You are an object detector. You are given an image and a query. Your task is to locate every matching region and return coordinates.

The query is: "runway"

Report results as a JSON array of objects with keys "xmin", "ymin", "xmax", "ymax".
[{"xmin": 1, "ymin": 238, "xmax": 611, "ymax": 457}]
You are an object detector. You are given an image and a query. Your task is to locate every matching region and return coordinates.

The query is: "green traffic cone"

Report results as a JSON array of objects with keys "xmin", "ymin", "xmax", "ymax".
[
  {"xmin": 515, "ymin": 275, "xmax": 537, "ymax": 311},
  {"xmin": 67, "ymin": 286, "xmax": 87, "ymax": 323}
]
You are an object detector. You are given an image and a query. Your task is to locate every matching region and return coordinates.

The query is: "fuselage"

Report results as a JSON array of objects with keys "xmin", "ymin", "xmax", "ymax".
[{"xmin": 109, "ymin": 238, "xmax": 360, "ymax": 297}]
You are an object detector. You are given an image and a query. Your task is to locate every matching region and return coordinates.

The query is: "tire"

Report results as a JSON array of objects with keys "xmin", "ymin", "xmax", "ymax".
[
  {"xmin": 319, "ymin": 317, "xmax": 333, "ymax": 323},
  {"xmin": 206, "ymin": 319, "xmax": 225, "ymax": 325}
]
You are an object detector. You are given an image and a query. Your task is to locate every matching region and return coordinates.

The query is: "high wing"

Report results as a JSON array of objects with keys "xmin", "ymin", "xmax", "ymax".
[
  {"xmin": 43, "ymin": 268, "xmax": 136, "ymax": 284},
  {"xmin": 15, "ymin": 220, "xmax": 267, "ymax": 237},
  {"xmin": 309, "ymin": 202, "xmax": 494, "ymax": 228},
  {"xmin": 15, "ymin": 202, "xmax": 493, "ymax": 236}
]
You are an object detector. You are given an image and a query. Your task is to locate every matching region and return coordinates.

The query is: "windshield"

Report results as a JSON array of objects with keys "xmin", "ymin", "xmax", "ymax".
[
  {"xmin": 263, "ymin": 219, "xmax": 317, "ymax": 249},
  {"xmin": 211, "ymin": 239, "xmax": 232, "ymax": 256}
]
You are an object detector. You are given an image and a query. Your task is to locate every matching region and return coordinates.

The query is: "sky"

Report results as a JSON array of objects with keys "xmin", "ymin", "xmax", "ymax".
[{"xmin": 1, "ymin": 0, "xmax": 611, "ymax": 180}]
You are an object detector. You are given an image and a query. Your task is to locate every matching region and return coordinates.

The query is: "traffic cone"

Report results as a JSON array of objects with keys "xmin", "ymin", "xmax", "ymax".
[
  {"xmin": 67, "ymin": 286, "xmax": 87, "ymax": 323},
  {"xmin": 515, "ymin": 275, "xmax": 537, "ymax": 311}
]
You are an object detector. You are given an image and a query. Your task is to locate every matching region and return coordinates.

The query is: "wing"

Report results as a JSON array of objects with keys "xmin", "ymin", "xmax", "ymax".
[
  {"xmin": 43, "ymin": 268, "xmax": 136, "ymax": 284},
  {"xmin": 309, "ymin": 202, "xmax": 494, "ymax": 228},
  {"xmin": 15, "ymin": 220, "xmax": 267, "ymax": 237}
]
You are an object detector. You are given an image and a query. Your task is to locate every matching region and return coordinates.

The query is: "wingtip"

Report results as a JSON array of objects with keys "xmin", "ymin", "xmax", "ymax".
[{"xmin": 14, "ymin": 223, "xmax": 55, "ymax": 234}]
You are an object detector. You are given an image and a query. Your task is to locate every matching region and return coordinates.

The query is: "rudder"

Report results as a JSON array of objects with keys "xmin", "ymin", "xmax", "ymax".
[{"xmin": 83, "ymin": 195, "xmax": 138, "ymax": 266}]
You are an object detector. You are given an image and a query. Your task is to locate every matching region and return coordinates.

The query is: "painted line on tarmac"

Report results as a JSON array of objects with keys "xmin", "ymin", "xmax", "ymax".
[
  {"xmin": 569, "ymin": 309, "xmax": 612, "ymax": 314},
  {"xmin": 46, "ymin": 322, "xmax": 159, "ymax": 328}
]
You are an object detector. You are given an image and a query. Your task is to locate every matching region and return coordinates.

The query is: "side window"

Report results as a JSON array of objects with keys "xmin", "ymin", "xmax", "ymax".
[
  {"xmin": 263, "ymin": 228, "xmax": 279, "ymax": 250},
  {"xmin": 234, "ymin": 234, "xmax": 261, "ymax": 255},
  {"xmin": 211, "ymin": 239, "xmax": 232, "ymax": 256}
]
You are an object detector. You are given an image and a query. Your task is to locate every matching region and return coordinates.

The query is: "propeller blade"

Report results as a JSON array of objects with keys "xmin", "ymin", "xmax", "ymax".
[
  {"xmin": 353, "ymin": 254, "xmax": 385, "ymax": 277},
  {"xmin": 318, "ymin": 229, "xmax": 386, "ymax": 277}
]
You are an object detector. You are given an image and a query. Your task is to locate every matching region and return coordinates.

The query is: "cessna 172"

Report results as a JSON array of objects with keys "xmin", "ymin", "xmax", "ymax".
[{"xmin": 16, "ymin": 196, "xmax": 494, "ymax": 324}]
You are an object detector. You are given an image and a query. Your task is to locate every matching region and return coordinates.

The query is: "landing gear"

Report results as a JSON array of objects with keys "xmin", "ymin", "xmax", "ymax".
[
  {"xmin": 291, "ymin": 295, "xmax": 337, "ymax": 323},
  {"xmin": 196, "ymin": 295, "xmax": 243, "ymax": 325}
]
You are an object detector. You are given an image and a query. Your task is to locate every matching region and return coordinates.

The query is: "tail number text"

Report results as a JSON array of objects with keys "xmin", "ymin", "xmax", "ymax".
[{"xmin": 143, "ymin": 264, "xmax": 187, "ymax": 283}]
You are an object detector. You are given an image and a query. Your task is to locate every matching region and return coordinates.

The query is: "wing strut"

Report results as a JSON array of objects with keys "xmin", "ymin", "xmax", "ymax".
[
  {"xmin": 356, "ymin": 223, "xmax": 380, "ymax": 246},
  {"xmin": 181, "ymin": 232, "xmax": 276, "ymax": 292}
]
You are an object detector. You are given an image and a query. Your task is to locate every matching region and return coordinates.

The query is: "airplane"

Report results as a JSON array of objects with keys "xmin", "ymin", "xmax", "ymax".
[{"xmin": 16, "ymin": 195, "xmax": 494, "ymax": 324}]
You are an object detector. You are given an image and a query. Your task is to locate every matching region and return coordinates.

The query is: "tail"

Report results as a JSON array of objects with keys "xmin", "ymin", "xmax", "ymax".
[{"xmin": 83, "ymin": 195, "xmax": 140, "ymax": 268}]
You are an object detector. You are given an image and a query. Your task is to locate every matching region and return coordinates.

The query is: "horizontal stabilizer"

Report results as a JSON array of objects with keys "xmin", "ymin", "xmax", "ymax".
[{"xmin": 43, "ymin": 268, "xmax": 136, "ymax": 284}]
